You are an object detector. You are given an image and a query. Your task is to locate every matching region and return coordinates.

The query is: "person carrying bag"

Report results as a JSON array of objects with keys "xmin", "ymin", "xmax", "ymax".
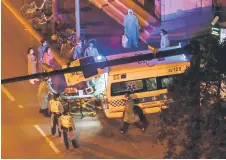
[{"xmin": 122, "ymin": 34, "xmax": 128, "ymax": 48}]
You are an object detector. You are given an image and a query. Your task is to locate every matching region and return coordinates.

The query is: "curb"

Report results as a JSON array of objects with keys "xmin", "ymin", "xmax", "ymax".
[{"xmin": 2, "ymin": 0, "xmax": 67, "ymax": 67}]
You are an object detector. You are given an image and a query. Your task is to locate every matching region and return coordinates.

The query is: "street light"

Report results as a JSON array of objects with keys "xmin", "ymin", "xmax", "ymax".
[{"xmin": 75, "ymin": 0, "xmax": 81, "ymax": 43}]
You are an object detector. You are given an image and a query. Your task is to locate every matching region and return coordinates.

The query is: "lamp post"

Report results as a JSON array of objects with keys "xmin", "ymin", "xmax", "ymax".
[{"xmin": 75, "ymin": 0, "xmax": 81, "ymax": 43}]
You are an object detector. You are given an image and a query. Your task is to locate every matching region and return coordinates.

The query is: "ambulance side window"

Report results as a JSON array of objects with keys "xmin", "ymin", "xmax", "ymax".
[
  {"xmin": 161, "ymin": 77, "xmax": 174, "ymax": 88},
  {"xmin": 111, "ymin": 80, "xmax": 144, "ymax": 96},
  {"xmin": 145, "ymin": 78, "xmax": 157, "ymax": 91},
  {"xmin": 158, "ymin": 75, "xmax": 180, "ymax": 89}
]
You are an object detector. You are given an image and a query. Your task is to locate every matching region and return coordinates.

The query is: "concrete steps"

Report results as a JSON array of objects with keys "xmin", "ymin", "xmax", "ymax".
[
  {"xmin": 109, "ymin": 0, "xmax": 128, "ymax": 15},
  {"xmin": 89, "ymin": 0, "xmax": 153, "ymax": 43},
  {"xmin": 89, "ymin": 0, "xmax": 124, "ymax": 25},
  {"xmin": 117, "ymin": 0, "xmax": 159, "ymax": 26}
]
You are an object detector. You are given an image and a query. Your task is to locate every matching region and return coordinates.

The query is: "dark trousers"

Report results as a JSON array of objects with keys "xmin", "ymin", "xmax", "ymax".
[
  {"xmin": 134, "ymin": 105, "xmax": 149, "ymax": 126},
  {"xmin": 139, "ymin": 114, "xmax": 148, "ymax": 125},
  {"xmin": 121, "ymin": 121, "xmax": 144, "ymax": 133},
  {"xmin": 61, "ymin": 127, "xmax": 78, "ymax": 149},
  {"xmin": 39, "ymin": 108, "xmax": 50, "ymax": 117},
  {"xmin": 51, "ymin": 113, "xmax": 61, "ymax": 136},
  {"xmin": 121, "ymin": 106, "xmax": 149, "ymax": 133}
]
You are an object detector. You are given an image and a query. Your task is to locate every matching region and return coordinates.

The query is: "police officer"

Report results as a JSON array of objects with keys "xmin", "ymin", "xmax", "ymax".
[
  {"xmin": 48, "ymin": 93, "xmax": 63, "ymax": 137},
  {"xmin": 58, "ymin": 109, "xmax": 79, "ymax": 149}
]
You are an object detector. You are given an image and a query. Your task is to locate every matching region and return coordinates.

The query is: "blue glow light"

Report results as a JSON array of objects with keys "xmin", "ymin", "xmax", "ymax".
[{"xmin": 97, "ymin": 56, "xmax": 102, "ymax": 60}]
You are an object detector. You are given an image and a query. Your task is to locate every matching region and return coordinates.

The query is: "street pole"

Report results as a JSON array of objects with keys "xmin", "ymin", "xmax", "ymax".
[
  {"xmin": 75, "ymin": 0, "xmax": 81, "ymax": 43},
  {"xmin": 52, "ymin": 0, "xmax": 57, "ymax": 34}
]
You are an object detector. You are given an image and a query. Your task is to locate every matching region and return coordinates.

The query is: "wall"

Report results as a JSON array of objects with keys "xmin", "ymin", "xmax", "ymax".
[{"xmin": 159, "ymin": 0, "xmax": 212, "ymax": 21}]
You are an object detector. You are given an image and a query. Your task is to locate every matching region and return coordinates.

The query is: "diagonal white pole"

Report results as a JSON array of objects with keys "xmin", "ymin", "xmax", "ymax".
[{"xmin": 75, "ymin": 0, "xmax": 81, "ymax": 43}]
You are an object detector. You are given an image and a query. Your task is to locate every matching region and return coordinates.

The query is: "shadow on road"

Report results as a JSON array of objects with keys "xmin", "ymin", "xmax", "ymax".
[{"xmin": 81, "ymin": 141, "xmax": 135, "ymax": 159}]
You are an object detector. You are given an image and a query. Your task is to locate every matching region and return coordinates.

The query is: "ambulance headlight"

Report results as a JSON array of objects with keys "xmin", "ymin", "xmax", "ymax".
[{"xmin": 97, "ymin": 56, "xmax": 102, "ymax": 61}]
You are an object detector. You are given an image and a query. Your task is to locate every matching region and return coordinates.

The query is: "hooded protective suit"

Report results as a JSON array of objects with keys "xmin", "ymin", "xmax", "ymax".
[
  {"xmin": 37, "ymin": 79, "xmax": 57, "ymax": 114},
  {"xmin": 160, "ymin": 34, "xmax": 170, "ymax": 49},
  {"xmin": 124, "ymin": 9, "xmax": 139, "ymax": 48}
]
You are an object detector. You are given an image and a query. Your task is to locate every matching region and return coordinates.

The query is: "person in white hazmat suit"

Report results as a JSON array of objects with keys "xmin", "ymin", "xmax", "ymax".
[
  {"xmin": 124, "ymin": 9, "xmax": 139, "ymax": 48},
  {"xmin": 37, "ymin": 77, "xmax": 57, "ymax": 117},
  {"xmin": 160, "ymin": 29, "xmax": 170, "ymax": 49}
]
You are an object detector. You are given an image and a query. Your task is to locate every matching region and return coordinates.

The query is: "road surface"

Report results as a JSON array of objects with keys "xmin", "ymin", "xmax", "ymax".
[
  {"xmin": 1, "ymin": 4, "xmax": 66, "ymax": 159},
  {"xmin": 1, "ymin": 2, "xmax": 165, "ymax": 159}
]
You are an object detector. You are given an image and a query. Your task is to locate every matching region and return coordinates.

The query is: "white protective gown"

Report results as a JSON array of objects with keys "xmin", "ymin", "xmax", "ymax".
[{"xmin": 124, "ymin": 9, "xmax": 139, "ymax": 48}]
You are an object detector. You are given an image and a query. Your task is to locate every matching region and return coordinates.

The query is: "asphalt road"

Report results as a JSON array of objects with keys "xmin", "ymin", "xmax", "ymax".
[
  {"xmin": 1, "ymin": 4, "xmax": 65, "ymax": 159},
  {"xmin": 2, "ymin": 2, "xmax": 165, "ymax": 159}
]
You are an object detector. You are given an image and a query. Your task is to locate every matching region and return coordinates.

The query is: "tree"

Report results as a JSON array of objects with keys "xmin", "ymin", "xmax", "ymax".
[{"xmin": 157, "ymin": 35, "xmax": 226, "ymax": 158}]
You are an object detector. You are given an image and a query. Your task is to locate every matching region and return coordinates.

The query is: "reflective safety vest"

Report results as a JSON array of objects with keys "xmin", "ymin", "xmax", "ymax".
[
  {"xmin": 50, "ymin": 99, "xmax": 60, "ymax": 113},
  {"xmin": 60, "ymin": 115, "xmax": 72, "ymax": 128}
]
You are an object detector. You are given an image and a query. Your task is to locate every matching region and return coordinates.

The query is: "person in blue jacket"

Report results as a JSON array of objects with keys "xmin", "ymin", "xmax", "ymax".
[{"xmin": 124, "ymin": 9, "xmax": 139, "ymax": 48}]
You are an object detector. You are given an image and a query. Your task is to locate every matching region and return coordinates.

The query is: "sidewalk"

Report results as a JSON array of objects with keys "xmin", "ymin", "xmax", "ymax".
[
  {"xmin": 10, "ymin": 0, "xmax": 148, "ymax": 59},
  {"xmin": 89, "ymin": 0, "xmax": 211, "ymax": 48},
  {"xmin": 67, "ymin": 0, "xmax": 148, "ymax": 55}
]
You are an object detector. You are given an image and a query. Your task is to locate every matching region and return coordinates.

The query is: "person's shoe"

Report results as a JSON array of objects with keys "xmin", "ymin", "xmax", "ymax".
[
  {"xmin": 73, "ymin": 145, "xmax": 79, "ymax": 149},
  {"xmin": 120, "ymin": 130, "xmax": 125, "ymax": 134},
  {"xmin": 142, "ymin": 122, "xmax": 150, "ymax": 132}
]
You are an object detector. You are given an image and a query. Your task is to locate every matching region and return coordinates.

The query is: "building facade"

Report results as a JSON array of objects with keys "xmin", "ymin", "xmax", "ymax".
[{"xmin": 132, "ymin": 0, "xmax": 212, "ymax": 21}]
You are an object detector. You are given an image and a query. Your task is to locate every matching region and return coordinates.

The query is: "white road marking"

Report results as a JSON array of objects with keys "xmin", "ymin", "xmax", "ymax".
[
  {"xmin": 18, "ymin": 105, "xmax": 24, "ymax": 108},
  {"xmin": 126, "ymin": 133, "xmax": 145, "ymax": 157},
  {"xmin": 130, "ymin": 141, "xmax": 145, "ymax": 157},
  {"xmin": 2, "ymin": 0, "xmax": 42, "ymax": 41},
  {"xmin": 34, "ymin": 125, "xmax": 60, "ymax": 154},
  {"xmin": 1, "ymin": 85, "xmax": 15, "ymax": 101},
  {"xmin": 2, "ymin": 0, "xmax": 65, "ymax": 67}
]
